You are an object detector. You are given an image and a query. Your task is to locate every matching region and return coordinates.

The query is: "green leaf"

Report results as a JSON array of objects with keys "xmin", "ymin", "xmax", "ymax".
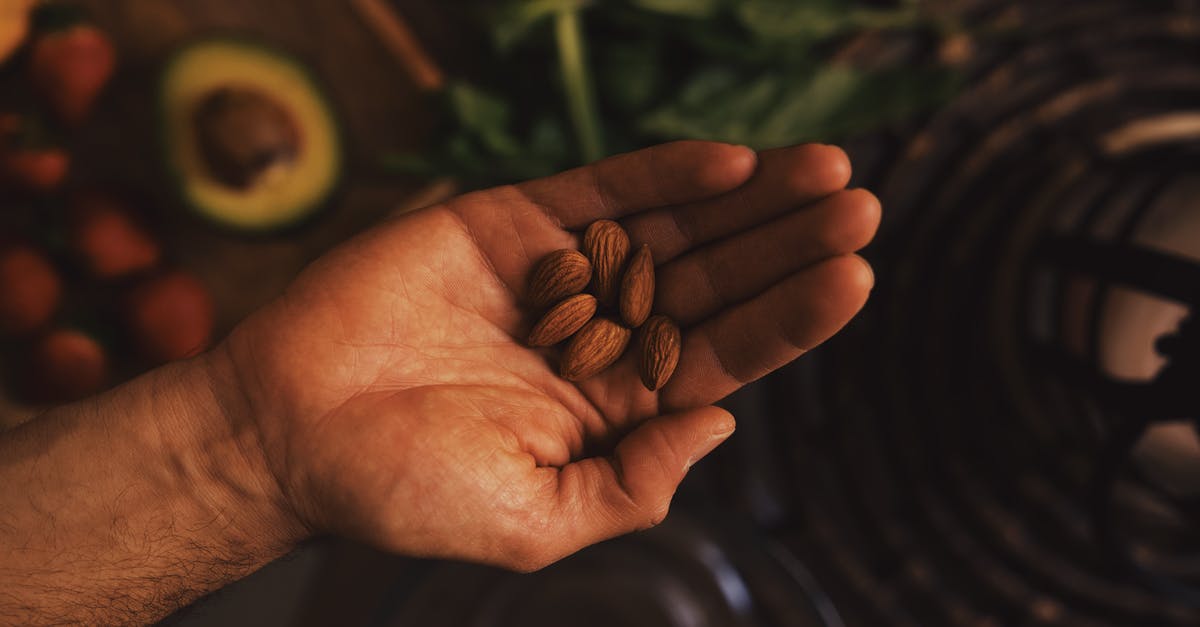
[
  {"xmin": 628, "ymin": 0, "xmax": 722, "ymax": 19},
  {"xmin": 492, "ymin": 0, "xmax": 589, "ymax": 52},
  {"xmin": 821, "ymin": 66, "xmax": 961, "ymax": 137},
  {"xmin": 447, "ymin": 82, "xmax": 522, "ymax": 157},
  {"xmin": 598, "ymin": 41, "xmax": 662, "ymax": 112},
  {"xmin": 390, "ymin": 0, "xmax": 962, "ymax": 189},
  {"xmin": 754, "ymin": 65, "xmax": 863, "ymax": 143},
  {"xmin": 553, "ymin": 8, "xmax": 604, "ymax": 162},
  {"xmin": 735, "ymin": 0, "xmax": 922, "ymax": 42},
  {"xmin": 638, "ymin": 64, "xmax": 957, "ymax": 147},
  {"xmin": 638, "ymin": 68, "xmax": 783, "ymax": 145},
  {"xmin": 527, "ymin": 116, "xmax": 571, "ymax": 160},
  {"xmin": 675, "ymin": 66, "xmax": 741, "ymax": 107},
  {"xmin": 735, "ymin": 0, "xmax": 844, "ymax": 41}
]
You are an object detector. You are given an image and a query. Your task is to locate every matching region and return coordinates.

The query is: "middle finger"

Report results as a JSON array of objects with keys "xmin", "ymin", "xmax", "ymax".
[
  {"xmin": 620, "ymin": 143, "xmax": 852, "ymax": 265},
  {"xmin": 654, "ymin": 188, "xmax": 881, "ymax": 326}
]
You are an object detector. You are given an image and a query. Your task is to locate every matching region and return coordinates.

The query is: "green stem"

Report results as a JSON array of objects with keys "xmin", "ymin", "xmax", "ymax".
[{"xmin": 554, "ymin": 7, "xmax": 603, "ymax": 164}]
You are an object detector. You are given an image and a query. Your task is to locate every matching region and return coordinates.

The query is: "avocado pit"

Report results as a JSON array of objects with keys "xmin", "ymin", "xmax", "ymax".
[{"xmin": 193, "ymin": 86, "xmax": 301, "ymax": 189}]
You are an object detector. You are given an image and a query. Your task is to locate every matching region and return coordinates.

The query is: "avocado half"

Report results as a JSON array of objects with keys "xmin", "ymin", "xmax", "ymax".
[{"xmin": 160, "ymin": 37, "xmax": 343, "ymax": 232}]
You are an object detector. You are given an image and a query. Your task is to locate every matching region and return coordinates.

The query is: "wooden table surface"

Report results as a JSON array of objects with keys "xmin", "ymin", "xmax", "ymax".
[{"xmin": 1, "ymin": 0, "xmax": 453, "ymax": 427}]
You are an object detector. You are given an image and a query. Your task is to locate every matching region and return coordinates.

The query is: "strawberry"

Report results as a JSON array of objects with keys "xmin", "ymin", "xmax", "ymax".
[
  {"xmin": 28, "ymin": 5, "xmax": 115, "ymax": 126},
  {"xmin": 1, "ymin": 147, "xmax": 68, "ymax": 190},
  {"xmin": 0, "ymin": 112, "xmax": 69, "ymax": 192},
  {"xmin": 0, "ymin": 244, "xmax": 62, "ymax": 336},
  {"xmin": 69, "ymin": 190, "xmax": 161, "ymax": 279},
  {"xmin": 27, "ymin": 327, "xmax": 109, "ymax": 402},
  {"xmin": 125, "ymin": 270, "xmax": 215, "ymax": 363}
]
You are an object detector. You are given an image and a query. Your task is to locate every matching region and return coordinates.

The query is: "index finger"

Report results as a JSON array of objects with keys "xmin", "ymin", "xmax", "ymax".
[{"xmin": 516, "ymin": 141, "xmax": 757, "ymax": 228}]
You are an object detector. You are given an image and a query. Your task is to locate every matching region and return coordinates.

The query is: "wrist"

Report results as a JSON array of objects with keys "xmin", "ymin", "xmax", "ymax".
[
  {"xmin": 0, "ymin": 344, "xmax": 308, "ymax": 624},
  {"xmin": 159, "ymin": 344, "xmax": 310, "ymax": 552}
]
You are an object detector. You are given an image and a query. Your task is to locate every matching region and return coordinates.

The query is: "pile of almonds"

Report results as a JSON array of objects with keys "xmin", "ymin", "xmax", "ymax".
[{"xmin": 526, "ymin": 220, "xmax": 681, "ymax": 391}]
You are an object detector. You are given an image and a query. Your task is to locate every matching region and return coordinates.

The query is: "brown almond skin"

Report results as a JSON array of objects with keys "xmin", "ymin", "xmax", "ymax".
[
  {"xmin": 638, "ymin": 315, "xmax": 681, "ymax": 391},
  {"xmin": 560, "ymin": 318, "xmax": 631, "ymax": 381},
  {"xmin": 583, "ymin": 220, "xmax": 630, "ymax": 306},
  {"xmin": 528, "ymin": 249, "xmax": 591, "ymax": 309},
  {"xmin": 528, "ymin": 293, "xmax": 597, "ymax": 347},
  {"xmin": 619, "ymin": 244, "xmax": 655, "ymax": 327}
]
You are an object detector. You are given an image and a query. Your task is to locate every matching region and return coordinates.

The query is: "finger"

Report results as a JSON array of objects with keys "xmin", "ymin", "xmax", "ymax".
[
  {"xmin": 549, "ymin": 405, "xmax": 735, "ymax": 552},
  {"xmin": 516, "ymin": 141, "xmax": 757, "ymax": 227},
  {"xmin": 655, "ymin": 189, "xmax": 881, "ymax": 325},
  {"xmin": 661, "ymin": 255, "xmax": 874, "ymax": 411},
  {"xmin": 621, "ymin": 143, "xmax": 852, "ymax": 264}
]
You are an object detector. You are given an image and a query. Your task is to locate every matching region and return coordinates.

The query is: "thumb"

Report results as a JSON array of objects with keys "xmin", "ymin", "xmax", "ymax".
[{"xmin": 553, "ymin": 405, "xmax": 735, "ymax": 552}]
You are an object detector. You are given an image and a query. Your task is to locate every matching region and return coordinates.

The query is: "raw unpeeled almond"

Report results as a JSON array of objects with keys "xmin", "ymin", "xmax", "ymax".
[
  {"xmin": 619, "ymin": 244, "xmax": 653, "ymax": 327},
  {"xmin": 583, "ymin": 219, "xmax": 629, "ymax": 306},
  {"xmin": 527, "ymin": 248, "xmax": 591, "ymax": 309},
  {"xmin": 637, "ymin": 315, "xmax": 681, "ymax": 391},
  {"xmin": 527, "ymin": 293, "xmax": 596, "ymax": 347},
  {"xmin": 560, "ymin": 317, "xmax": 631, "ymax": 381},
  {"xmin": 526, "ymin": 220, "xmax": 680, "ymax": 390}
]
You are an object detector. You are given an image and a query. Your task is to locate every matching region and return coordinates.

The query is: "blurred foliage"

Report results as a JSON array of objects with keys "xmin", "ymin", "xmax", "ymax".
[{"xmin": 387, "ymin": 0, "xmax": 963, "ymax": 188}]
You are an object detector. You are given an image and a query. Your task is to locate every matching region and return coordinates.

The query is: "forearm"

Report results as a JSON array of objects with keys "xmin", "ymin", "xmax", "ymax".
[{"xmin": 0, "ymin": 348, "xmax": 302, "ymax": 626}]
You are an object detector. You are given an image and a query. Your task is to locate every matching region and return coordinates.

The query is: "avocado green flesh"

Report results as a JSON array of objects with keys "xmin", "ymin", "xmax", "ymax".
[{"xmin": 161, "ymin": 39, "xmax": 342, "ymax": 231}]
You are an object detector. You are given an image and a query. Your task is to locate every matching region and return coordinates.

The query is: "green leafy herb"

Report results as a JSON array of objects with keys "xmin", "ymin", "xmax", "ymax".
[
  {"xmin": 640, "ymin": 64, "xmax": 960, "ymax": 147},
  {"xmin": 446, "ymin": 82, "xmax": 522, "ymax": 157},
  {"xmin": 554, "ymin": 8, "xmax": 604, "ymax": 162},
  {"xmin": 386, "ymin": 0, "xmax": 965, "ymax": 189},
  {"xmin": 629, "ymin": 0, "xmax": 722, "ymax": 19},
  {"xmin": 491, "ymin": 0, "xmax": 589, "ymax": 52},
  {"xmin": 734, "ymin": 0, "xmax": 922, "ymax": 42}
]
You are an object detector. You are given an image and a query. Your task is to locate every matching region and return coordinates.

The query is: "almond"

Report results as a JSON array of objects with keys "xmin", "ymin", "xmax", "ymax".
[
  {"xmin": 619, "ymin": 244, "xmax": 654, "ymax": 327},
  {"xmin": 583, "ymin": 219, "xmax": 630, "ymax": 306},
  {"xmin": 528, "ymin": 249, "xmax": 591, "ymax": 309},
  {"xmin": 638, "ymin": 315, "xmax": 681, "ymax": 391},
  {"xmin": 528, "ymin": 293, "xmax": 596, "ymax": 347},
  {"xmin": 560, "ymin": 318, "xmax": 631, "ymax": 381}
]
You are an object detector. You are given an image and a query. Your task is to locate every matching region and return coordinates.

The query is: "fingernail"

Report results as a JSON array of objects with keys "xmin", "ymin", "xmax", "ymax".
[
  {"xmin": 687, "ymin": 428, "xmax": 735, "ymax": 469},
  {"xmin": 857, "ymin": 256, "xmax": 875, "ymax": 289}
]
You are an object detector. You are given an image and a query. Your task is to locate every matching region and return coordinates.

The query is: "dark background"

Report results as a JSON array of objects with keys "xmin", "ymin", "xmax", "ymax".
[{"xmin": 3, "ymin": 1, "xmax": 1199, "ymax": 625}]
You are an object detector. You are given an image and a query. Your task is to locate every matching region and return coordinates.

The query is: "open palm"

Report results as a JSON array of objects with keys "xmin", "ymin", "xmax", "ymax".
[{"xmin": 220, "ymin": 141, "xmax": 879, "ymax": 570}]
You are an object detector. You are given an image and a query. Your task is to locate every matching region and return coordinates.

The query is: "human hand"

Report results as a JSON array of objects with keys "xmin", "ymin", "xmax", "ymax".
[{"xmin": 214, "ymin": 141, "xmax": 880, "ymax": 571}]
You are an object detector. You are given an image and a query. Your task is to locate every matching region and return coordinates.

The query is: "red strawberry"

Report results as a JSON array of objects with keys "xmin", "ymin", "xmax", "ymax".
[
  {"xmin": 29, "ymin": 11, "xmax": 115, "ymax": 126},
  {"xmin": 28, "ymin": 327, "xmax": 109, "ymax": 402},
  {"xmin": 126, "ymin": 270, "xmax": 215, "ymax": 363},
  {"xmin": 69, "ymin": 191, "xmax": 161, "ymax": 279},
  {"xmin": 0, "ymin": 244, "xmax": 62, "ymax": 336},
  {"xmin": 0, "ymin": 113, "xmax": 69, "ymax": 191},
  {"xmin": 1, "ymin": 147, "xmax": 68, "ymax": 190}
]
